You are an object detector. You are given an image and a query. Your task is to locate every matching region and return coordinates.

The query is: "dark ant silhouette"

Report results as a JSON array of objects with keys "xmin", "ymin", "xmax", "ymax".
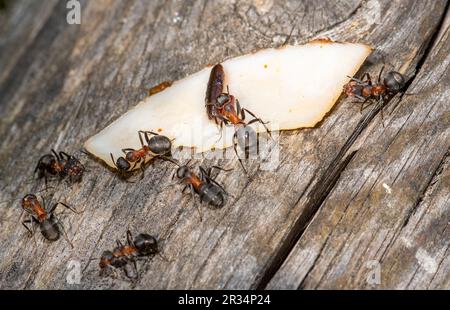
[
  {"xmin": 35, "ymin": 149, "xmax": 86, "ymax": 185},
  {"xmin": 168, "ymin": 158, "xmax": 231, "ymax": 220},
  {"xmin": 344, "ymin": 66, "xmax": 406, "ymax": 121},
  {"xmin": 20, "ymin": 193, "xmax": 80, "ymax": 248},
  {"xmin": 99, "ymin": 230, "xmax": 166, "ymax": 280},
  {"xmin": 205, "ymin": 64, "xmax": 272, "ymax": 174},
  {"xmin": 110, "ymin": 130, "xmax": 172, "ymax": 179}
]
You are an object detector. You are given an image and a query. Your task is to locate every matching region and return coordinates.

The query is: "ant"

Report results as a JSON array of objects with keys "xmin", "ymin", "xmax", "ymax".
[
  {"xmin": 169, "ymin": 159, "xmax": 230, "ymax": 220},
  {"xmin": 35, "ymin": 149, "xmax": 86, "ymax": 185},
  {"xmin": 344, "ymin": 66, "xmax": 406, "ymax": 121},
  {"xmin": 20, "ymin": 193, "xmax": 80, "ymax": 248},
  {"xmin": 110, "ymin": 130, "xmax": 172, "ymax": 179},
  {"xmin": 99, "ymin": 230, "xmax": 165, "ymax": 280},
  {"xmin": 205, "ymin": 64, "xmax": 272, "ymax": 174}
]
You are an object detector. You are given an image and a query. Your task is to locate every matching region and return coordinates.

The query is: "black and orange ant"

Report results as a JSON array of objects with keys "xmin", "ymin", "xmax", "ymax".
[
  {"xmin": 169, "ymin": 159, "xmax": 230, "ymax": 220},
  {"xmin": 99, "ymin": 230, "xmax": 166, "ymax": 280},
  {"xmin": 110, "ymin": 130, "xmax": 172, "ymax": 179},
  {"xmin": 205, "ymin": 64, "xmax": 272, "ymax": 174},
  {"xmin": 35, "ymin": 149, "xmax": 86, "ymax": 185},
  {"xmin": 20, "ymin": 193, "xmax": 80, "ymax": 248},
  {"xmin": 344, "ymin": 66, "xmax": 406, "ymax": 121}
]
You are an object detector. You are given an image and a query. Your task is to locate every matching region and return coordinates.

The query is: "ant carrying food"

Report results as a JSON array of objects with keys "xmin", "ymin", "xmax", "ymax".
[
  {"xmin": 99, "ymin": 230, "xmax": 166, "ymax": 280},
  {"xmin": 110, "ymin": 130, "xmax": 172, "ymax": 179},
  {"xmin": 169, "ymin": 158, "xmax": 230, "ymax": 220},
  {"xmin": 20, "ymin": 193, "xmax": 80, "ymax": 248},
  {"xmin": 205, "ymin": 64, "xmax": 272, "ymax": 174},
  {"xmin": 35, "ymin": 149, "xmax": 86, "ymax": 185},
  {"xmin": 344, "ymin": 66, "xmax": 406, "ymax": 121}
]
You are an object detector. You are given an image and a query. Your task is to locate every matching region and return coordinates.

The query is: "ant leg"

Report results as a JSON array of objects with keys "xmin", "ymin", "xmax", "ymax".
[
  {"xmin": 361, "ymin": 73, "xmax": 372, "ymax": 85},
  {"xmin": 377, "ymin": 65, "xmax": 385, "ymax": 84},
  {"xmin": 138, "ymin": 130, "xmax": 146, "ymax": 147},
  {"xmin": 51, "ymin": 149, "xmax": 61, "ymax": 161},
  {"xmin": 22, "ymin": 219, "xmax": 34, "ymax": 237},
  {"xmin": 159, "ymin": 155, "xmax": 179, "ymax": 167},
  {"xmin": 121, "ymin": 148, "xmax": 134, "ymax": 154},
  {"xmin": 379, "ymin": 96, "xmax": 385, "ymax": 127},
  {"xmin": 233, "ymin": 132, "xmax": 249, "ymax": 175},
  {"xmin": 116, "ymin": 239, "xmax": 124, "ymax": 248},
  {"xmin": 242, "ymin": 109, "xmax": 272, "ymax": 138},
  {"xmin": 49, "ymin": 202, "xmax": 81, "ymax": 214},
  {"xmin": 59, "ymin": 151, "xmax": 71, "ymax": 160},
  {"xmin": 360, "ymin": 98, "xmax": 370, "ymax": 113},
  {"xmin": 127, "ymin": 230, "xmax": 134, "ymax": 247},
  {"xmin": 236, "ymin": 99, "xmax": 244, "ymax": 121},
  {"xmin": 203, "ymin": 166, "xmax": 232, "ymax": 178},
  {"xmin": 138, "ymin": 158, "xmax": 146, "ymax": 180},
  {"xmin": 110, "ymin": 153, "xmax": 119, "ymax": 169},
  {"xmin": 189, "ymin": 184, "xmax": 202, "ymax": 221},
  {"xmin": 54, "ymin": 215, "xmax": 74, "ymax": 248},
  {"xmin": 347, "ymin": 76, "xmax": 367, "ymax": 85}
]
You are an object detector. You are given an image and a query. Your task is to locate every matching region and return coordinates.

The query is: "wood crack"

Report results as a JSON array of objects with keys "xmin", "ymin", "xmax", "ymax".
[{"xmin": 255, "ymin": 150, "xmax": 357, "ymax": 289}]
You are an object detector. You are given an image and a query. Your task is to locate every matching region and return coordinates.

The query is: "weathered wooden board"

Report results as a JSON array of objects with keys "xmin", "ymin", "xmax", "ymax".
[
  {"xmin": 0, "ymin": 0, "xmax": 448, "ymax": 289},
  {"xmin": 267, "ymin": 8, "xmax": 450, "ymax": 288}
]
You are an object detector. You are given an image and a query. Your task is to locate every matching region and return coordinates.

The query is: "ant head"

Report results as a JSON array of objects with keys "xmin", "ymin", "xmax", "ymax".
[
  {"xmin": 116, "ymin": 157, "xmax": 131, "ymax": 171},
  {"xmin": 99, "ymin": 250, "xmax": 114, "ymax": 268},
  {"xmin": 384, "ymin": 71, "xmax": 405, "ymax": 92},
  {"xmin": 216, "ymin": 93, "xmax": 231, "ymax": 107},
  {"xmin": 134, "ymin": 233, "xmax": 158, "ymax": 256},
  {"xmin": 176, "ymin": 165, "xmax": 191, "ymax": 179},
  {"xmin": 149, "ymin": 135, "xmax": 172, "ymax": 155}
]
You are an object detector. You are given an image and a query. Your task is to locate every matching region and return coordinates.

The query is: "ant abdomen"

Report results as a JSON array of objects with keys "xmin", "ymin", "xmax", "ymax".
[
  {"xmin": 148, "ymin": 135, "xmax": 172, "ymax": 155},
  {"xmin": 384, "ymin": 71, "xmax": 405, "ymax": 92},
  {"xmin": 134, "ymin": 233, "xmax": 158, "ymax": 256},
  {"xmin": 199, "ymin": 183, "xmax": 225, "ymax": 209},
  {"xmin": 40, "ymin": 216, "xmax": 60, "ymax": 241}
]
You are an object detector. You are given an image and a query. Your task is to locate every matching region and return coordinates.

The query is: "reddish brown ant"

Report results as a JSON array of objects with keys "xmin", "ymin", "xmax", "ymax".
[
  {"xmin": 205, "ymin": 64, "xmax": 272, "ymax": 174},
  {"xmin": 20, "ymin": 193, "xmax": 80, "ymax": 248},
  {"xmin": 35, "ymin": 149, "xmax": 86, "ymax": 185},
  {"xmin": 99, "ymin": 230, "xmax": 166, "ymax": 280},
  {"xmin": 344, "ymin": 66, "xmax": 406, "ymax": 121},
  {"xmin": 169, "ymin": 159, "xmax": 231, "ymax": 220},
  {"xmin": 110, "ymin": 130, "xmax": 172, "ymax": 179}
]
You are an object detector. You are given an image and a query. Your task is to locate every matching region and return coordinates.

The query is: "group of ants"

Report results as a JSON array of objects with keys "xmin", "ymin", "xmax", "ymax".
[{"xmin": 6, "ymin": 62, "xmax": 406, "ymax": 281}]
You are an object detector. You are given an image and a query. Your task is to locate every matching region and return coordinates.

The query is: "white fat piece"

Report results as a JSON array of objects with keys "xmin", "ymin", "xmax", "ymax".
[{"xmin": 85, "ymin": 40, "xmax": 372, "ymax": 169}]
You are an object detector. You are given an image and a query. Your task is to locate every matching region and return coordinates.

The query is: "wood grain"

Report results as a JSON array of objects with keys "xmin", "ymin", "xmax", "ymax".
[{"xmin": 0, "ymin": 0, "xmax": 448, "ymax": 289}]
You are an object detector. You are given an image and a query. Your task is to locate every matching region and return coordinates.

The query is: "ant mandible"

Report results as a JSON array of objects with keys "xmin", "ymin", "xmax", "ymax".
[
  {"xmin": 170, "ymin": 159, "xmax": 231, "ymax": 221},
  {"xmin": 20, "ymin": 194, "xmax": 80, "ymax": 248},
  {"xmin": 205, "ymin": 64, "xmax": 272, "ymax": 174},
  {"xmin": 110, "ymin": 130, "xmax": 172, "ymax": 179},
  {"xmin": 344, "ymin": 66, "xmax": 406, "ymax": 121},
  {"xmin": 99, "ymin": 230, "xmax": 165, "ymax": 280},
  {"xmin": 35, "ymin": 149, "xmax": 86, "ymax": 185}
]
